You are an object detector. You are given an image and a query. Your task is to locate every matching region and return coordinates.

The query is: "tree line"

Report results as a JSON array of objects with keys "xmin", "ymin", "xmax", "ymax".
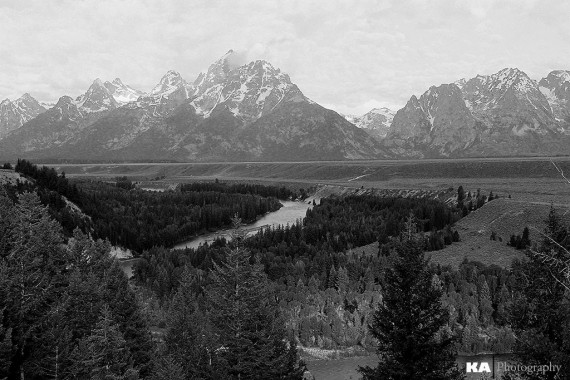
[
  {"xmin": 0, "ymin": 191, "xmax": 306, "ymax": 379},
  {"xmin": 11, "ymin": 159, "xmax": 298, "ymax": 253}
]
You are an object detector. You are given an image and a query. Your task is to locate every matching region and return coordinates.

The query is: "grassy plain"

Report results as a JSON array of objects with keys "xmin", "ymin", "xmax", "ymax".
[
  {"xmin": 46, "ymin": 156, "xmax": 570, "ymax": 203},
  {"xmin": 47, "ymin": 157, "xmax": 570, "ymax": 268}
]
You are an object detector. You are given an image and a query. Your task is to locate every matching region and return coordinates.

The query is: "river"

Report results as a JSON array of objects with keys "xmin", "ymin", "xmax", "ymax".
[
  {"xmin": 172, "ymin": 197, "xmax": 318, "ymax": 250},
  {"xmin": 306, "ymin": 353, "xmax": 516, "ymax": 380}
]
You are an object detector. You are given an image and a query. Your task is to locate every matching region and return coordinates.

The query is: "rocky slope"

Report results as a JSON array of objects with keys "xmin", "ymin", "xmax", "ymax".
[
  {"xmin": 104, "ymin": 78, "xmax": 146, "ymax": 105},
  {"xmin": 343, "ymin": 107, "xmax": 394, "ymax": 141},
  {"xmin": 0, "ymin": 94, "xmax": 46, "ymax": 138},
  {"xmin": 383, "ymin": 68, "xmax": 570, "ymax": 157},
  {"xmin": 5, "ymin": 61, "xmax": 570, "ymax": 160},
  {"xmin": 0, "ymin": 51, "xmax": 384, "ymax": 161},
  {"xmin": 539, "ymin": 70, "xmax": 570, "ymax": 126}
]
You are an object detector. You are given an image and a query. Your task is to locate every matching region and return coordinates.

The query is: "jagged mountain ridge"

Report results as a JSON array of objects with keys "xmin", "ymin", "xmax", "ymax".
[
  {"xmin": 343, "ymin": 107, "xmax": 395, "ymax": 141},
  {"xmin": 383, "ymin": 67, "xmax": 570, "ymax": 158},
  {"xmin": 0, "ymin": 51, "xmax": 385, "ymax": 161},
  {"xmin": 104, "ymin": 78, "xmax": 146, "ymax": 105},
  {"xmin": 4, "ymin": 61, "xmax": 570, "ymax": 160},
  {"xmin": 0, "ymin": 94, "xmax": 46, "ymax": 138},
  {"xmin": 539, "ymin": 70, "xmax": 570, "ymax": 125}
]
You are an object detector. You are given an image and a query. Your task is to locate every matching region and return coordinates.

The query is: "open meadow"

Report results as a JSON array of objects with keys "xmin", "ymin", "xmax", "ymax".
[{"xmin": 46, "ymin": 156, "xmax": 570, "ymax": 203}]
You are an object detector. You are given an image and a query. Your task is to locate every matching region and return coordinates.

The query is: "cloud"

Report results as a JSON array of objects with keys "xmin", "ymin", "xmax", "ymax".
[{"xmin": 0, "ymin": 0, "xmax": 569, "ymax": 115}]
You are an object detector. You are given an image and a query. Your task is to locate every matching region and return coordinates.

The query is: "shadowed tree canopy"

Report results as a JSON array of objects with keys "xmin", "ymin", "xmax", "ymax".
[
  {"xmin": 359, "ymin": 215, "xmax": 464, "ymax": 380},
  {"xmin": 205, "ymin": 217, "xmax": 305, "ymax": 380}
]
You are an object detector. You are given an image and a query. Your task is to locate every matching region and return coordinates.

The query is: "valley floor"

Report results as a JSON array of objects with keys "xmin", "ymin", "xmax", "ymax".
[{"xmin": 45, "ymin": 156, "xmax": 570, "ymax": 205}]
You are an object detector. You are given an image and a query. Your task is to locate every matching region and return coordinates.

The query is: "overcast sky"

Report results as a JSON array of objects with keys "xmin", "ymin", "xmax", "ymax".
[{"xmin": 1, "ymin": 0, "xmax": 569, "ymax": 114}]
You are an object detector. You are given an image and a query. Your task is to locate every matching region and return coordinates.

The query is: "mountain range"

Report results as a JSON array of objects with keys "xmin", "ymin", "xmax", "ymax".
[
  {"xmin": 0, "ymin": 50, "xmax": 384, "ymax": 161},
  {"xmin": 1, "ymin": 51, "xmax": 570, "ymax": 161},
  {"xmin": 385, "ymin": 68, "xmax": 570, "ymax": 158}
]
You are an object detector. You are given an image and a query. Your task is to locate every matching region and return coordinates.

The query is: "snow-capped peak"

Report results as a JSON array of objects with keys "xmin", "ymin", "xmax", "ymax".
[
  {"xmin": 454, "ymin": 78, "xmax": 467, "ymax": 89},
  {"xmin": 189, "ymin": 52, "xmax": 302, "ymax": 120},
  {"xmin": 0, "ymin": 93, "xmax": 47, "ymax": 136},
  {"xmin": 550, "ymin": 70, "xmax": 570, "ymax": 83},
  {"xmin": 343, "ymin": 107, "xmax": 395, "ymax": 139},
  {"xmin": 538, "ymin": 70, "xmax": 570, "ymax": 122},
  {"xmin": 150, "ymin": 70, "xmax": 190, "ymax": 97},
  {"xmin": 75, "ymin": 79, "xmax": 118, "ymax": 113},
  {"xmin": 18, "ymin": 93, "xmax": 35, "ymax": 102},
  {"xmin": 193, "ymin": 51, "xmax": 235, "ymax": 94},
  {"xmin": 104, "ymin": 78, "xmax": 145, "ymax": 104}
]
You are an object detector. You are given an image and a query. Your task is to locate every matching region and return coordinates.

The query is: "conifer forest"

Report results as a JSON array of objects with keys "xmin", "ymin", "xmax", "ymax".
[{"xmin": 1, "ymin": 160, "xmax": 569, "ymax": 379}]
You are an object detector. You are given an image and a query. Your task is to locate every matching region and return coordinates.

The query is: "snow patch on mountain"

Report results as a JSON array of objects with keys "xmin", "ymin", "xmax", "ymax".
[
  {"xmin": 75, "ymin": 79, "xmax": 119, "ymax": 114},
  {"xmin": 104, "ymin": 78, "xmax": 145, "ymax": 104},
  {"xmin": 343, "ymin": 107, "xmax": 395, "ymax": 139},
  {"xmin": 189, "ymin": 54, "xmax": 303, "ymax": 122},
  {"xmin": 0, "ymin": 93, "xmax": 46, "ymax": 137}
]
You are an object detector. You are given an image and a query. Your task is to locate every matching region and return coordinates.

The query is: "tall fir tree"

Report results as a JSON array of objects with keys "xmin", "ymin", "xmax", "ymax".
[
  {"xmin": 164, "ymin": 266, "xmax": 222, "ymax": 379},
  {"xmin": 69, "ymin": 305, "xmax": 139, "ymax": 380},
  {"xmin": 0, "ymin": 310, "xmax": 12, "ymax": 380},
  {"xmin": 477, "ymin": 275, "xmax": 493, "ymax": 326},
  {"xmin": 359, "ymin": 215, "xmax": 463, "ymax": 380},
  {"xmin": 508, "ymin": 206, "xmax": 570, "ymax": 379},
  {"xmin": 0, "ymin": 192, "xmax": 69, "ymax": 380},
  {"xmin": 150, "ymin": 355, "xmax": 185, "ymax": 380},
  {"xmin": 205, "ymin": 217, "xmax": 305, "ymax": 379}
]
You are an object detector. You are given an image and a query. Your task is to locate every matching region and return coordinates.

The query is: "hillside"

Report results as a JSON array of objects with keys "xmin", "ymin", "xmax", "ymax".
[{"xmin": 429, "ymin": 198, "xmax": 570, "ymax": 267}]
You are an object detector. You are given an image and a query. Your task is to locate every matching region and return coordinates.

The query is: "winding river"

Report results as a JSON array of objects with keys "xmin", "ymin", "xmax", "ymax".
[{"xmin": 172, "ymin": 197, "xmax": 318, "ymax": 250}]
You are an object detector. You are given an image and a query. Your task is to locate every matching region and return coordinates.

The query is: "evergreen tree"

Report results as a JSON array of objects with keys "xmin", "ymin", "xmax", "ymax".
[
  {"xmin": 457, "ymin": 186, "xmax": 465, "ymax": 208},
  {"xmin": 477, "ymin": 275, "xmax": 493, "ymax": 326},
  {"xmin": 0, "ymin": 311, "xmax": 12, "ymax": 380},
  {"xmin": 359, "ymin": 216, "xmax": 463, "ymax": 380},
  {"xmin": 494, "ymin": 285, "xmax": 511, "ymax": 326},
  {"xmin": 70, "ymin": 305, "xmax": 139, "ymax": 380},
  {"xmin": 101, "ymin": 262, "xmax": 154, "ymax": 377},
  {"xmin": 508, "ymin": 207, "xmax": 570, "ymax": 379},
  {"xmin": 0, "ymin": 192, "xmax": 69, "ymax": 380},
  {"xmin": 164, "ymin": 266, "xmax": 220, "ymax": 379},
  {"xmin": 521, "ymin": 226, "xmax": 530, "ymax": 248},
  {"xmin": 327, "ymin": 266, "xmax": 337, "ymax": 289},
  {"xmin": 206, "ymin": 227, "xmax": 305, "ymax": 379},
  {"xmin": 336, "ymin": 267, "xmax": 349, "ymax": 293},
  {"xmin": 26, "ymin": 300, "xmax": 74, "ymax": 380},
  {"xmin": 150, "ymin": 355, "xmax": 185, "ymax": 380}
]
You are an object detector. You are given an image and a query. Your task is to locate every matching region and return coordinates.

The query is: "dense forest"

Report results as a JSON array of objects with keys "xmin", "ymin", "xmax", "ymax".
[
  {"xmin": 132, "ymin": 194, "xmax": 518, "ymax": 354},
  {"xmin": 11, "ymin": 159, "xmax": 300, "ymax": 252},
  {"xmin": 2, "ymin": 160, "xmax": 569, "ymax": 379}
]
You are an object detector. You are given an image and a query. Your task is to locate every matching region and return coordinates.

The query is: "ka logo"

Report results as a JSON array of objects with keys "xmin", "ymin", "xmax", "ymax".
[{"xmin": 466, "ymin": 362, "xmax": 491, "ymax": 373}]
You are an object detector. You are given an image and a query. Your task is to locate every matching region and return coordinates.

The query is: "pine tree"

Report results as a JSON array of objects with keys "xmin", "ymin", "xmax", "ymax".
[
  {"xmin": 336, "ymin": 266, "xmax": 349, "ymax": 293},
  {"xmin": 477, "ymin": 275, "xmax": 493, "ymax": 326},
  {"xmin": 70, "ymin": 305, "xmax": 139, "ymax": 380},
  {"xmin": 359, "ymin": 215, "xmax": 463, "ymax": 380},
  {"xmin": 102, "ymin": 262, "xmax": 154, "ymax": 377},
  {"xmin": 1, "ymin": 192, "xmax": 69, "ymax": 380},
  {"xmin": 327, "ymin": 266, "xmax": 337, "ymax": 289},
  {"xmin": 206, "ymin": 226, "xmax": 305, "ymax": 379},
  {"xmin": 508, "ymin": 206, "xmax": 570, "ymax": 379},
  {"xmin": 494, "ymin": 285, "xmax": 511, "ymax": 326},
  {"xmin": 26, "ymin": 300, "xmax": 75, "ymax": 380},
  {"xmin": 150, "ymin": 355, "xmax": 185, "ymax": 380},
  {"xmin": 0, "ymin": 311, "xmax": 12, "ymax": 380},
  {"xmin": 457, "ymin": 186, "xmax": 465, "ymax": 208},
  {"xmin": 164, "ymin": 266, "xmax": 220, "ymax": 379}
]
